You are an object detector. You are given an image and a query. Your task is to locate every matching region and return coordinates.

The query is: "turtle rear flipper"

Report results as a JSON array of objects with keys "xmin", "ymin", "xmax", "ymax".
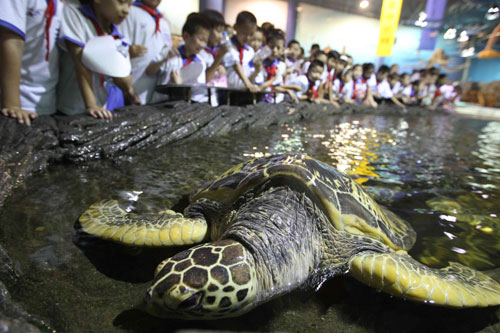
[
  {"xmin": 79, "ymin": 200, "xmax": 207, "ymax": 247},
  {"xmin": 349, "ymin": 251, "xmax": 500, "ymax": 307}
]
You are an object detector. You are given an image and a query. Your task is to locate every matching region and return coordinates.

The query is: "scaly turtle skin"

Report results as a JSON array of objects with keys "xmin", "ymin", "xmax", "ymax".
[{"xmin": 79, "ymin": 154, "xmax": 500, "ymax": 319}]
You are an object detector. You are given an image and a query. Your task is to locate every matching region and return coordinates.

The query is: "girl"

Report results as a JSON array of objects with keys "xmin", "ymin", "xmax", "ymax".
[
  {"xmin": 351, "ymin": 64, "xmax": 377, "ymax": 107},
  {"xmin": 57, "ymin": 0, "xmax": 139, "ymax": 120},
  {"xmin": 332, "ymin": 67, "xmax": 355, "ymax": 104}
]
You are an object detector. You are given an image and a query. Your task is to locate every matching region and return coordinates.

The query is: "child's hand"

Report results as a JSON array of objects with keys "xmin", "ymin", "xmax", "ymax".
[
  {"xmin": 1, "ymin": 106, "xmax": 37, "ymax": 126},
  {"xmin": 248, "ymin": 84, "xmax": 260, "ymax": 93},
  {"xmin": 129, "ymin": 44, "xmax": 147, "ymax": 58},
  {"xmin": 124, "ymin": 90, "xmax": 141, "ymax": 105},
  {"xmin": 86, "ymin": 106, "xmax": 113, "ymax": 120},
  {"xmin": 287, "ymin": 90, "xmax": 299, "ymax": 103}
]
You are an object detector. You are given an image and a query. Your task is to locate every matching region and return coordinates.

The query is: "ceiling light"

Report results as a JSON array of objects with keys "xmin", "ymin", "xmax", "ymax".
[
  {"xmin": 415, "ymin": 11, "xmax": 428, "ymax": 27},
  {"xmin": 486, "ymin": 6, "xmax": 500, "ymax": 20},
  {"xmin": 461, "ymin": 46, "xmax": 475, "ymax": 57},
  {"xmin": 360, "ymin": 0, "xmax": 369, "ymax": 9},
  {"xmin": 457, "ymin": 31, "xmax": 469, "ymax": 42},
  {"xmin": 444, "ymin": 27, "xmax": 457, "ymax": 39}
]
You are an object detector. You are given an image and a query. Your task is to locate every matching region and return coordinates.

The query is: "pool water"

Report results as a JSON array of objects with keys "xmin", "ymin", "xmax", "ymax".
[{"xmin": 1, "ymin": 114, "xmax": 499, "ymax": 332}]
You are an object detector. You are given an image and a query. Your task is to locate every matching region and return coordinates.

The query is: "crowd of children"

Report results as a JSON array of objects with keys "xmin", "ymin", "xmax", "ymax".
[{"xmin": 0, "ymin": 0, "xmax": 462, "ymax": 126}]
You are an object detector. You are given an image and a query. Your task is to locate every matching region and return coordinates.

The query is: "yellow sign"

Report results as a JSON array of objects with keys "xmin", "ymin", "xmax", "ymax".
[{"xmin": 376, "ymin": 0, "xmax": 403, "ymax": 57}]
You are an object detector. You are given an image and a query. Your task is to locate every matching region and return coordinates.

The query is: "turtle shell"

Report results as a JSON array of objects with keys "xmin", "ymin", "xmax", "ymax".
[{"xmin": 193, "ymin": 154, "xmax": 416, "ymax": 251}]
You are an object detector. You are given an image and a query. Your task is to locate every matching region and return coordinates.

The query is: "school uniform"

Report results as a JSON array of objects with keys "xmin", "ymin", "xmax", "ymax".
[
  {"xmin": 352, "ymin": 77, "xmax": 368, "ymax": 104},
  {"xmin": 287, "ymin": 74, "xmax": 320, "ymax": 100},
  {"xmin": 366, "ymin": 73, "xmax": 377, "ymax": 91},
  {"xmin": 57, "ymin": 1, "xmax": 130, "ymax": 115},
  {"xmin": 198, "ymin": 47, "xmax": 221, "ymax": 106},
  {"xmin": 392, "ymin": 81, "xmax": 402, "ymax": 95},
  {"xmin": 376, "ymin": 79, "xmax": 394, "ymax": 99},
  {"xmin": 223, "ymin": 36, "xmax": 255, "ymax": 89},
  {"xmin": 0, "ymin": 0, "xmax": 61, "ymax": 115},
  {"xmin": 259, "ymin": 58, "xmax": 286, "ymax": 103},
  {"xmin": 332, "ymin": 78, "xmax": 353, "ymax": 101},
  {"xmin": 170, "ymin": 44, "xmax": 208, "ymax": 103},
  {"xmin": 119, "ymin": 2, "xmax": 171, "ymax": 104},
  {"xmin": 285, "ymin": 57, "xmax": 302, "ymax": 82}
]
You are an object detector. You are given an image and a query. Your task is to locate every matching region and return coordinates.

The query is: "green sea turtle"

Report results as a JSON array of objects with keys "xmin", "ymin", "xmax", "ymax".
[{"xmin": 79, "ymin": 153, "xmax": 500, "ymax": 319}]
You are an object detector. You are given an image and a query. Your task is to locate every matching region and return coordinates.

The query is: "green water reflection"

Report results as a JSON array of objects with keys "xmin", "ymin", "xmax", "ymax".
[{"xmin": 1, "ymin": 114, "xmax": 499, "ymax": 332}]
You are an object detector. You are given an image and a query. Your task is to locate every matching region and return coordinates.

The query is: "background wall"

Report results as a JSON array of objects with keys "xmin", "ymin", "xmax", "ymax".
[
  {"xmin": 224, "ymin": 0, "xmax": 289, "ymax": 31},
  {"xmin": 158, "ymin": 0, "xmax": 199, "ymax": 35}
]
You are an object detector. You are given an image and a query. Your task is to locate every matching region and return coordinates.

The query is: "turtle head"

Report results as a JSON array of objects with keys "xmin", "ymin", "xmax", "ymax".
[{"xmin": 144, "ymin": 239, "xmax": 258, "ymax": 319}]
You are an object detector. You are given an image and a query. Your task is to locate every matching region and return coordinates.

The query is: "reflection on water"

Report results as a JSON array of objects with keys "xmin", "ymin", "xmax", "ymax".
[{"xmin": 0, "ymin": 114, "xmax": 500, "ymax": 331}]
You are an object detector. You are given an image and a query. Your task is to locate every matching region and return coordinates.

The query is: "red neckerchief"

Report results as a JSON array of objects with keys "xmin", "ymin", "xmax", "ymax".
[
  {"xmin": 204, "ymin": 46, "xmax": 218, "ymax": 57},
  {"xmin": 264, "ymin": 58, "xmax": 279, "ymax": 82},
  {"xmin": 308, "ymin": 79, "xmax": 319, "ymax": 99},
  {"xmin": 44, "ymin": 0, "xmax": 56, "ymax": 61},
  {"xmin": 339, "ymin": 81, "xmax": 344, "ymax": 93},
  {"xmin": 231, "ymin": 36, "xmax": 246, "ymax": 65},
  {"xmin": 179, "ymin": 45, "xmax": 201, "ymax": 68},
  {"xmin": 327, "ymin": 68, "xmax": 335, "ymax": 83},
  {"xmin": 352, "ymin": 79, "xmax": 357, "ymax": 99},
  {"xmin": 133, "ymin": 2, "xmax": 162, "ymax": 33}
]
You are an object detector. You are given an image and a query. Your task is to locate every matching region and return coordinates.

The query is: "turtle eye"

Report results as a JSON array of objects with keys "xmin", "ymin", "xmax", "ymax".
[{"xmin": 178, "ymin": 291, "xmax": 203, "ymax": 310}]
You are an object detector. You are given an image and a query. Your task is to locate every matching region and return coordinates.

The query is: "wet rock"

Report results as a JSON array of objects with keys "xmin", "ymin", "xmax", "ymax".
[
  {"xmin": 0, "ymin": 246, "xmax": 21, "ymax": 286},
  {"xmin": 0, "ymin": 101, "xmax": 449, "ymax": 209},
  {"xmin": 0, "ymin": 281, "xmax": 46, "ymax": 332}
]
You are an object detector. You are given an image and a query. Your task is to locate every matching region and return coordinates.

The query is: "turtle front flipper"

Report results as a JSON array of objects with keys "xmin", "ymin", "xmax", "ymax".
[
  {"xmin": 349, "ymin": 251, "xmax": 500, "ymax": 307},
  {"xmin": 79, "ymin": 200, "xmax": 207, "ymax": 247}
]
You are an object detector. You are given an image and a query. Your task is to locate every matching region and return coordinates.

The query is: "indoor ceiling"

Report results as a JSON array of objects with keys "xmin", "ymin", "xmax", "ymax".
[{"xmin": 297, "ymin": 0, "xmax": 499, "ymax": 31}]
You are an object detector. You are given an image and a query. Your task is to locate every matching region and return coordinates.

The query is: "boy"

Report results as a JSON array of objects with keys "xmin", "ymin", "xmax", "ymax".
[
  {"xmin": 372, "ymin": 65, "xmax": 406, "ymax": 110},
  {"xmin": 197, "ymin": 9, "xmax": 229, "ymax": 105},
  {"xmin": 222, "ymin": 11, "xmax": 259, "ymax": 92},
  {"xmin": 162, "ymin": 13, "xmax": 211, "ymax": 103},
  {"xmin": 286, "ymin": 59, "xmax": 327, "ymax": 103},
  {"xmin": 251, "ymin": 29, "xmax": 287, "ymax": 103},
  {"xmin": 324, "ymin": 51, "xmax": 339, "ymax": 103},
  {"xmin": 58, "ymin": 0, "xmax": 139, "ymax": 120},
  {"xmin": 0, "ymin": 0, "xmax": 61, "ymax": 126},
  {"xmin": 120, "ymin": 0, "xmax": 172, "ymax": 104},
  {"xmin": 284, "ymin": 39, "xmax": 302, "ymax": 81}
]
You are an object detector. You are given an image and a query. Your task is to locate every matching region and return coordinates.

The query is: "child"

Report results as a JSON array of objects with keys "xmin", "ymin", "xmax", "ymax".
[
  {"xmin": 394, "ymin": 73, "xmax": 412, "ymax": 104},
  {"xmin": 362, "ymin": 62, "xmax": 376, "ymax": 91},
  {"xmin": 249, "ymin": 27, "xmax": 264, "ymax": 52},
  {"xmin": 373, "ymin": 65, "xmax": 406, "ymax": 110},
  {"xmin": 160, "ymin": 13, "xmax": 211, "ymax": 103},
  {"xmin": 222, "ymin": 11, "xmax": 259, "ymax": 92},
  {"xmin": 351, "ymin": 64, "xmax": 377, "ymax": 107},
  {"xmin": 57, "ymin": 0, "xmax": 139, "ymax": 120},
  {"xmin": 119, "ymin": 0, "xmax": 172, "ymax": 104},
  {"xmin": 332, "ymin": 67, "xmax": 355, "ymax": 104},
  {"xmin": 0, "ymin": 0, "xmax": 61, "ymax": 126},
  {"xmin": 284, "ymin": 39, "xmax": 302, "ymax": 81},
  {"xmin": 286, "ymin": 59, "xmax": 327, "ymax": 103},
  {"xmin": 251, "ymin": 29, "xmax": 287, "ymax": 103},
  {"xmin": 199, "ymin": 9, "xmax": 229, "ymax": 105},
  {"xmin": 323, "ymin": 51, "xmax": 339, "ymax": 103}
]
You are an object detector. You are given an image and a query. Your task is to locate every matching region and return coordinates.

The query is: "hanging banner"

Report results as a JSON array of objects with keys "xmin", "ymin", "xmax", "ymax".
[
  {"xmin": 376, "ymin": 0, "xmax": 403, "ymax": 57},
  {"xmin": 418, "ymin": 0, "xmax": 448, "ymax": 50}
]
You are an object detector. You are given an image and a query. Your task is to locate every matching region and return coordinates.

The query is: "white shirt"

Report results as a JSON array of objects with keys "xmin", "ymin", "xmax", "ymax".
[
  {"xmin": 366, "ymin": 73, "xmax": 377, "ymax": 91},
  {"xmin": 198, "ymin": 48, "xmax": 220, "ymax": 106},
  {"xmin": 376, "ymin": 79, "xmax": 394, "ymax": 99},
  {"xmin": 287, "ymin": 74, "xmax": 319, "ymax": 99},
  {"xmin": 392, "ymin": 81, "xmax": 402, "ymax": 95},
  {"xmin": 332, "ymin": 78, "xmax": 353, "ymax": 100},
  {"xmin": 0, "ymin": 0, "xmax": 61, "ymax": 115},
  {"xmin": 57, "ymin": 1, "xmax": 130, "ymax": 115},
  {"xmin": 119, "ymin": 4, "xmax": 171, "ymax": 104},
  {"xmin": 223, "ymin": 37, "xmax": 255, "ymax": 89}
]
